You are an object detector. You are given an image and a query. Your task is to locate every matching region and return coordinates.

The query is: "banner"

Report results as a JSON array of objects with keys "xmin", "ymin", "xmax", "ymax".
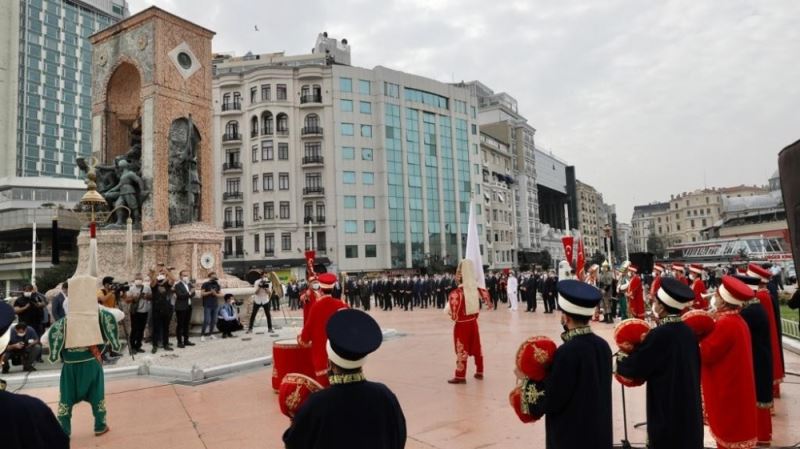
[
  {"xmin": 576, "ymin": 237, "xmax": 586, "ymax": 279},
  {"xmin": 466, "ymin": 202, "xmax": 486, "ymax": 289},
  {"xmin": 561, "ymin": 235, "xmax": 574, "ymax": 266}
]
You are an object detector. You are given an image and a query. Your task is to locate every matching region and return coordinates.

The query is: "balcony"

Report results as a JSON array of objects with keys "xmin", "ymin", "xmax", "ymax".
[
  {"xmin": 222, "ymin": 192, "xmax": 243, "ymax": 202},
  {"xmin": 223, "ymin": 251, "xmax": 244, "ymax": 260},
  {"xmin": 302, "ymin": 155, "xmax": 324, "ymax": 166},
  {"xmin": 223, "ymin": 220, "xmax": 244, "ymax": 229},
  {"xmin": 222, "ymin": 162, "xmax": 242, "ymax": 172},
  {"xmin": 304, "ymin": 216, "xmax": 326, "ymax": 224},
  {"xmin": 276, "ymin": 129, "xmax": 290, "ymax": 137},
  {"xmin": 261, "ymin": 128, "xmax": 274, "ymax": 136},
  {"xmin": 316, "ymin": 215, "xmax": 326, "ymax": 224},
  {"xmin": 221, "ymin": 102, "xmax": 241, "ymax": 114},
  {"xmin": 301, "ymin": 126, "xmax": 323, "ymax": 138},
  {"xmin": 303, "ymin": 186, "xmax": 325, "ymax": 196},
  {"xmin": 265, "ymin": 249, "xmax": 275, "ymax": 257},
  {"xmin": 300, "ymin": 94, "xmax": 322, "ymax": 105},
  {"xmin": 222, "ymin": 133, "xmax": 242, "ymax": 144}
]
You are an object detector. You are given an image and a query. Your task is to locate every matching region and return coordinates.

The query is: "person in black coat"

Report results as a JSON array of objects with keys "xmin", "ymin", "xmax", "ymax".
[
  {"xmin": 616, "ymin": 278, "xmax": 704, "ymax": 449},
  {"xmin": 545, "ymin": 280, "xmax": 612, "ymax": 449},
  {"xmin": 735, "ymin": 275, "xmax": 775, "ymax": 445},
  {"xmin": 283, "ymin": 309, "xmax": 406, "ymax": 449},
  {"xmin": 542, "ymin": 272, "xmax": 558, "ymax": 313}
]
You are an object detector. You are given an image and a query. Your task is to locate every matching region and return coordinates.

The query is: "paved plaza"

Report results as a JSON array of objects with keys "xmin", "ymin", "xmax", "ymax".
[{"xmin": 15, "ymin": 307, "xmax": 800, "ymax": 449}]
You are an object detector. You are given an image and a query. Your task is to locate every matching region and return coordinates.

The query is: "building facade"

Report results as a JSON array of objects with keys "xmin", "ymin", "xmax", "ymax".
[
  {"xmin": 576, "ymin": 180, "xmax": 600, "ymax": 255},
  {"xmin": 630, "ymin": 202, "xmax": 670, "ymax": 253},
  {"xmin": 479, "ymin": 132, "xmax": 515, "ymax": 269},
  {"xmin": 213, "ymin": 34, "xmax": 482, "ymax": 277}
]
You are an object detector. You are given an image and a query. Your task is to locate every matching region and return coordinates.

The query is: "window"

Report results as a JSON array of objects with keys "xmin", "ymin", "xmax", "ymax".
[
  {"xmin": 691, "ymin": 219, "xmax": 695, "ymax": 228},
  {"xmin": 305, "ymin": 142, "xmax": 322, "ymax": 158},
  {"xmin": 263, "ymin": 202, "xmax": 274, "ymax": 219},
  {"xmin": 363, "ymin": 196, "xmax": 375, "ymax": 209},
  {"xmin": 254, "ymin": 234, "xmax": 260, "ymax": 253},
  {"xmin": 342, "ymin": 146, "xmax": 355, "ymax": 160},
  {"xmin": 250, "ymin": 87, "xmax": 257, "ymax": 103},
  {"xmin": 224, "ymin": 120, "xmax": 239, "ymax": 137},
  {"xmin": 278, "ymin": 143, "xmax": 289, "ymax": 160},
  {"xmin": 363, "ymin": 172, "xmax": 374, "ymax": 185},
  {"xmin": 702, "ymin": 218, "xmax": 707, "ymax": 227},
  {"xmin": 344, "ymin": 196, "xmax": 357, "ymax": 209},
  {"xmin": 359, "ymin": 101, "xmax": 372, "ymax": 114},
  {"xmin": 253, "ymin": 203, "xmax": 260, "ymax": 220},
  {"xmin": 345, "ymin": 245, "xmax": 359, "ymax": 258},
  {"xmin": 251, "ymin": 145, "xmax": 258, "ymax": 162},
  {"xmin": 279, "ymin": 173, "xmax": 289, "ymax": 190},
  {"xmin": 252, "ymin": 175, "xmax": 259, "ymax": 192},
  {"xmin": 361, "ymin": 124, "xmax": 372, "ymax": 137},
  {"xmin": 281, "ymin": 233, "xmax": 292, "ymax": 251},
  {"xmin": 358, "ymin": 79, "xmax": 371, "ymax": 95},
  {"xmin": 305, "ymin": 173, "xmax": 322, "ymax": 189},
  {"xmin": 304, "ymin": 113, "xmax": 320, "ymax": 129},
  {"xmin": 277, "ymin": 113, "xmax": 288, "ymax": 133},
  {"xmin": 261, "ymin": 140, "xmax": 274, "ymax": 160},
  {"xmin": 341, "ymin": 123, "xmax": 354, "ymax": 136},
  {"xmin": 361, "ymin": 148, "xmax": 373, "ymax": 161},
  {"xmin": 263, "ymin": 173, "xmax": 273, "ymax": 191},
  {"xmin": 279, "ymin": 201, "xmax": 290, "ymax": 219},
  {"xmin": 345, "ymin": 220, "xmax": 358, "ymax": 233},
  {"xmin": 261, "ymin": 84, "xmax": 270, "ymax": 101},
  {"xmin": 316, "ymin": 203, "xmax": 326, "ymax": 222},
  {"xmin": 265, "ymin": 234, "xmax": 275, "ymax": 254},
  {"xmin": 365, "ymin": 245, "xmax": 377, "ymax": 258},
  {"xmin": 226, "ymin": 178, "xmax": 240, "ymax": 193},
  {"xmin": 304, "ymin": 203, "xmax": 314, "ymax": 220},
  {"xmin": 340, "ymin": 77, "xmax": 352, "ymax": 93},
  {"xmin": 276, "ymin": 84, "xmax": 287, "ymax": 100},
  {"xmin": 364, "ymin": 220, "xmax": 376, "ymax": 233},
  {"xmin": 261, "ymin": 112, "xmax": 273, "ymax": 135},
  {"xmin": 405, "ymin": 87, "xmax": 449, "ymax": 109},
  {"xmin": 384, "ymin": 82, "xmax": 400, "ymax": 98},
  {"xmin": 340, "ymin": 99, "xmax": 353, "ymax": 112}
]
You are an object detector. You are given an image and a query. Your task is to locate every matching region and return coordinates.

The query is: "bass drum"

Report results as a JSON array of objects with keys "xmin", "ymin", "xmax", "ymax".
[{"xmin": 272, "ymin": 339, "xmax": 315, "ymax": 392}]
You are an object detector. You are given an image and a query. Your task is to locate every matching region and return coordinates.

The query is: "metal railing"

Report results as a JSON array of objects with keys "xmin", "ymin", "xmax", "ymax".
[
  {"xmin": 302, "ymin": 155, "xmax": 324, "ymax": 164},
  {"xmin": 222, "ymin": 133, "xmax": 242, "ymax": 142},
  {"xmin": 782, "ymin": 318, "xmax": 799, "ymax": 340},
  {"xmin": 222, "ymin": 162, "xmax": 242, "ymax": 171},
  {"xmin": 301, "ymin": 126, "xmax": 323, "ymax": 136},
  {"xmin": 300, "ymin": 94, "xmax": 322, "ymax": 104},
  {"xmin": 222, "ymin": 192, "xmax": 243, "ymax": 201},
  {"xmin": 303, "ymin": 186, "xmax": 324, "ymax": 195},
  {"xmin": 221, "ymin": 102, "xmax": 241, "ymax": 111}
]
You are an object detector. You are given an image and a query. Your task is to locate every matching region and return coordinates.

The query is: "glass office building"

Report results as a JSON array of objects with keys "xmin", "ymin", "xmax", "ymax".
[{"xmin": 13, "ymin": 0, "xmax": 128, "ymax": 178}]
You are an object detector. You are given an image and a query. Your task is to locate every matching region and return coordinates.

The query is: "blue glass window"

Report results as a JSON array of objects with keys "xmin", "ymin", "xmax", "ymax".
[
  {"xmin": 362, "ymin": 172, "xmax": 374, "ymax": 185},
  {"xmin": 339, "ymin": 77, "xmax": 352, "ymax": 93},
  {"xmin": 340, "ymin": 99, "xmax": 353, "ymax": 112},
  {"xmin": 340, "ymin": 123, "xmax": 354, "ymax": 136},
  {"xmin": 359, "ymin": 101, "xmax": 372, "ymax": 114},
  {"xmin": 363, "ymin": 196, "xmax": 375, "ymax": 209},
  {"xmin": 342, "ymin": 146, "xmax": 355, "ymax": 160},
  {"xmin": 360, "ymin": 125, "xmax": 372, "ymax": 137},
  {"xmin": 343, "ymin": 171, "xmax": 356, "ymax": 184},
  {"xmin": 358, "ymin": 79, "xmax": 371, "ymax": 95},
  {"xmin": 344, "ymin": 196, "xmax": 357, "ymax": 209},
  {"xmin": 345, "ymin": 220, "xmax": 358, "ymax": 233}
]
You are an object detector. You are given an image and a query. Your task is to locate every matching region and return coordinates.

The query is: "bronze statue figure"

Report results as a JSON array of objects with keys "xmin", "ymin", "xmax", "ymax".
[{"xmin": 168, "ymin": 116, "xmax": 202, "ymax": 225}]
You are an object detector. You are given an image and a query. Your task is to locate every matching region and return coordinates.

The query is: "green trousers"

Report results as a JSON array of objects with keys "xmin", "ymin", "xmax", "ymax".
[
  {"xmin": 618, "ymin": 295, "xmax": 629, "ymax": 320},
  {"xmin": 57, "ymin": 358, "xmax": 106, "ymax": 436}
]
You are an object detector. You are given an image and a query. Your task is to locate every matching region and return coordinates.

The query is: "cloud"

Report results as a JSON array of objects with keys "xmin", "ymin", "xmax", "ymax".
[{"xmin": 129, "ymin": 0, "xmax": 800, "ymax": 220}]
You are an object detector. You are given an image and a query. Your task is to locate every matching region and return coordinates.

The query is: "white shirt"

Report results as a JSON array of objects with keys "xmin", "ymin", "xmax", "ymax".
[
  {"xmin": 253, "ymin": 279, "xmax": 270, "ymax": 304},
  {"xmin": 507, "ymin": 276, "xmax": 518, "ymax": 292}
]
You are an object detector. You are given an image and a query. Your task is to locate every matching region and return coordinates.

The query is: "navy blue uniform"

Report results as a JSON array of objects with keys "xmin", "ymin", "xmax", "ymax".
[{"xmin": 0, "ymin": 388, "xmax": 69, "ymax": 449}]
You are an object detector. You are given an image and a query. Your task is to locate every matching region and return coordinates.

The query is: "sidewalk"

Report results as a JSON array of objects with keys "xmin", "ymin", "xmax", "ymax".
[{"xmin": 13, "ymin": 308, "xmax": 800, "ymax": 449}]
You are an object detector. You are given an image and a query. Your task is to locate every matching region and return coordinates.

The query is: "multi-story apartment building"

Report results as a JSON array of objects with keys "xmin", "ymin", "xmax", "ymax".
[
  {"xmin": 0, "ymin": 0, "xmax": 128, "ymax": 294},
  {"xmin": 630, "ymin": 202, "xmax": 670, "ymax": 252},
  {"xmin": 466, "ymin": 81, "xmax": 539, "ymax": 253},
  {"xmin": 479, "ymin": 132, "xmax": 515, "ymax": 269},
  {"xmin": 576, "ymin": 180, "xmax": 601, "ymax": 255},
  {"xmin": 213, "ymin": 34, "xmax": 482, "ymax": 277}
]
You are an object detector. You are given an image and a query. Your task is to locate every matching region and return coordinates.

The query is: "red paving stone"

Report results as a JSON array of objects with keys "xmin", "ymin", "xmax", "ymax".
[{"xmin": 20, "ymin": 307, "xmax": 800, "ymax": 448}]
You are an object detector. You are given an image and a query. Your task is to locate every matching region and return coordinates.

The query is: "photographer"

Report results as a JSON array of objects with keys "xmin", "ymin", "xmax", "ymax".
[
  {"xmin": 1, "ymin": 323, "xmax": 42, "ymax": 373},
  {"xmin": 149, "ymin": 264, "xmax": 176, "ymax": 353},
  {"xmin": 13, "ymin": 284, "xmax": 47, "ymax": 337},
  {"xmin": 248, "ymin": 273, "xmax": 274, "ymax": 334},
  {"xmin": 173, "ymin": 269, "xmax": 196, "ymax": 348},
  {"xmin": 201, "ymin": 272, "xmax": 224, "ymax": 341},
  {"xmin": 126, "ymin": 273, "xmax": 151, "ymax": 353}
]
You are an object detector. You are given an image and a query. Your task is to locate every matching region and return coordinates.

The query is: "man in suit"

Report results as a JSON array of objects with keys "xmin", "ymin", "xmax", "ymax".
[
  {"xmin": 51, "ymin": 282, "xmax": 68, "ymax": 322},
  {"xmin": 173, "ymin": 270, "xmax": 195, "ymax": 348}
]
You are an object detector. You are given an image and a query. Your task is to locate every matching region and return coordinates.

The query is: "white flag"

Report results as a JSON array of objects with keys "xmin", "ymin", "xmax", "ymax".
[{"xmin": 465, "ymin": 201, "xmax": 485, "ymax": 289}]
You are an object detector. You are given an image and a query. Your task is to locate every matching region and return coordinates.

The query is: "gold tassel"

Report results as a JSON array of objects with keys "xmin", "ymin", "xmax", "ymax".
[{"xmin": 125, "ymin": 217, "xmax": 133, "ymax": 268}]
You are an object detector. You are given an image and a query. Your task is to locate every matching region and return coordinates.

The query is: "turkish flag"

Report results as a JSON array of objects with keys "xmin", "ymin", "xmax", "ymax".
[
  {"xmin": 576, "ymin": 238, "xmax": 585, "ymax": 279},
  {"xmin": 561, "ymin": 235, "xmax": 574, "ymax": 266}
]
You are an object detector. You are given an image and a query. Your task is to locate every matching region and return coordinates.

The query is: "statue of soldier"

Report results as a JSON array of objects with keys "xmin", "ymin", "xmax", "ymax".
[{"xmin": 105, "ymin": 159, "xmax": 146, "ymax": 225}]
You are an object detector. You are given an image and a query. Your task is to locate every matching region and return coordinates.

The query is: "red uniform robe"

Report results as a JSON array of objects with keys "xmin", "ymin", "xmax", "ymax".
[
  {"xmin": 300, "ymin": 289, "xmax": 318, "ymax": 323},
  {"xmin": 649, "ymin": 275, "xmax": 662, "ymax": 301},
  {"xmin": 448, "ymin": 286, "xmax": 492, "ymax": 379},
  {"xmin": 757, "ymin": 289, "xmax": 785, "ymax": 389},
  {"xmin": 626, "ymin": 275, "xmax": 645, "ymax": 319},
  {"xmin": 298, "ymin": 295, "xmax": 347, "ymax": 386},
  {"xmin": 676, "ymin": 274, "xmax": 690, "ymax": 286},
  {"xmin": 692, "ymin": 278, "xmax": 708, "ymax": 310},
  {"xmin": 700, "ymin": 311, "xmax": 757, "ymax": 449}
]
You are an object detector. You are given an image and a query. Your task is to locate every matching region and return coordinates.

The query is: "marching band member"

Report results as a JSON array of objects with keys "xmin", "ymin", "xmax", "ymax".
[
  {"xmin": 619, "ymin": 263, "xmax": 645, "ymax": 319},
  {"xmin": 649, "ymin": 263, "xmax": 665, "ymax": 302},
  {"xmin": 297, "ymin": 273, "xmax": 347, "ymax": 386},
  {"xmin": 672, "ymin": 262, "xmax": 690, "ymax": 286},
  {"xmin": 284, "ymin": 309, "xmax": 407, "ymax": 449},
  {"xmin": 700, "ymin": 276, "xmax": 757, "ymax": 449},
  {"xmin": 545, "ymin": 280, "xmax": 612, "ymax": 449},
  {"xmin": 616, "ymin": 278, "xmax": 703, "ymax": 449},
  {"xmin": 747, "ymin": 263, "xmax": 785, "ymax": 398},
  {"xmin": 689, "ymin": 264, "xmax": 708, "ymax": 310},
  {"xmin": 735, "ymin": 274, "xmax": 775, "ymax": 446},
  {"xmin": 446, "ymin": 259, "xmax": 493, "ymax": 384}
]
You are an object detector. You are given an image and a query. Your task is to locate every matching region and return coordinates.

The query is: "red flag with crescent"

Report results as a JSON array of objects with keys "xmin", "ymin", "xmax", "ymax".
[
  {"xmin": 561, "ymin": 235, "xmax": 574, "ymax": 266},
  {"xmin": 576, "ymin": 237, "xmax": 586, "ymax": 279}
]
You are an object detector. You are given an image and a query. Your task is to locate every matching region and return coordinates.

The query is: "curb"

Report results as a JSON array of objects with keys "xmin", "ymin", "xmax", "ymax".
[{"xmin": 782, "ymin": 336, "xmax": 800, "ymax": 356}]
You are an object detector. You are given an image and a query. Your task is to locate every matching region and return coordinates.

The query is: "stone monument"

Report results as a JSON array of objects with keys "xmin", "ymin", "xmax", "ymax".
[{"xmin": 75, "ymin": 7, "xmax": 224, "ymax": 281}]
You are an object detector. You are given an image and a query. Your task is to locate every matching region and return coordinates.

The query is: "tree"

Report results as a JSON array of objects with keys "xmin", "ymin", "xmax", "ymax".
[
  {"xmin": 35, "ymin": 259, "xmax": 77, "ymax": 294},
  {"xmin": 647, "ymin": 232, "xmax": 667, "ymax": 258}
]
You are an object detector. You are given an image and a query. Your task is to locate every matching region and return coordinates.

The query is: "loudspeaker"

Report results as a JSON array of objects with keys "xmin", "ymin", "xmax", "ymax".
[{"xmin": 778, "ymin": 138, "xmax": 800, "ymax": 271}]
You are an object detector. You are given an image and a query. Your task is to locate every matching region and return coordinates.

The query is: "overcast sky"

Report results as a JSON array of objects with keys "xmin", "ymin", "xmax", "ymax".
[{"xmin": 129, "ymin": 0, "xmax": 800, "ymax": 220}]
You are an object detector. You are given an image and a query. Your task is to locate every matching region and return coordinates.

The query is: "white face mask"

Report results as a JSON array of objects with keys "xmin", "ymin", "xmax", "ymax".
[
  {"xmin": 134, "ymin": 280, "xmax": 143, "ymax": 286},
  {"xmin": 23, "ymin": 292, "xmax": 31, "ymax": 298},
  {"xmin": 157, "ymin": 274, "xmax": 166, "ymax": 281},
  {"xmin": 182, "ymin": 277, "xmax": 190, "ymax": 283},
  {"xmin": 311, "ymin": 283, "xmax": 320, "ymax": 290},
  {"xmin": 651, "ymin": 303, "xmax": 659, "ymax": 317}
]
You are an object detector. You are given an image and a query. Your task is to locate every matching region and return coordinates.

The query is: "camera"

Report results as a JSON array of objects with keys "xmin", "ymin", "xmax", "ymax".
[
  {"xmin": 259, "ymin": 280, "xmax": 271, "ymax": 289},
  {"xmin": 110, "ymin": 282, "xmax": 130, "ymax": 293}
]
